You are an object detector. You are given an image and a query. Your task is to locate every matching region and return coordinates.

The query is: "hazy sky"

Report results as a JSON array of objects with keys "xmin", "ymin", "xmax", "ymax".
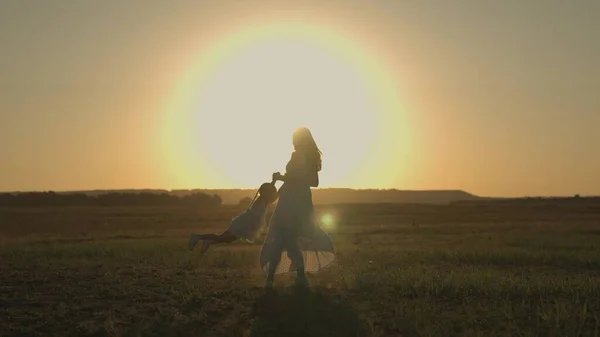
[{"xmin": 1, "ymin": 0, "xmax": 599, "ymax": 197}]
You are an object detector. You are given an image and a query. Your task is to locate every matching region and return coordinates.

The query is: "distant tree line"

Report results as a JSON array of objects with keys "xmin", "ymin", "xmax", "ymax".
[
  {"xmin": 451, "ymin": 195, "xmax": 600, "ymax": 206},
  {"xmin": 0, "ymin": 191, "xmax": 222, "ymax": 207}
]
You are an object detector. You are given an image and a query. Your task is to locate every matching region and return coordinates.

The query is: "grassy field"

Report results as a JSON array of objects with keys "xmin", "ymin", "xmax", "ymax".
[{"xmin": 1, "ymin": 201, "xmax": 600, "ymax": 336}]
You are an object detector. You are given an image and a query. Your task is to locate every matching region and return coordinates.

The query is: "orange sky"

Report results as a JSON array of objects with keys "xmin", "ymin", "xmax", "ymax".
[{"xmin": 1, "ymin": 1, "xmax": 599, "ymax": 197}]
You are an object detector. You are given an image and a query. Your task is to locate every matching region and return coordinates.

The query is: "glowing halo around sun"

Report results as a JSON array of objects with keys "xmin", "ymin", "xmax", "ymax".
[{"xmin": 158, "ymin": 20, "xmax": 412, "ymax": 189}]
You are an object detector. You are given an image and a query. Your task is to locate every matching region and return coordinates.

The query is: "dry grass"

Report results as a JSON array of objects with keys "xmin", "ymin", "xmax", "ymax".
[{"xmin": 1, "ymin": 202, "xmax": 600, "ymax": 336}]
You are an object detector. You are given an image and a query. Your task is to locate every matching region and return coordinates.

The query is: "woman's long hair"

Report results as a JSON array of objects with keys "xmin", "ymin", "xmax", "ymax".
[{"xmin": 293, "ymin": 127, "xmax": 322, "ymax": 172}]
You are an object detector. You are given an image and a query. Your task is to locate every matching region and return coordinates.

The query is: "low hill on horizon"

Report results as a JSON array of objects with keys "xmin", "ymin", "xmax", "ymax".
[
  {"xmin": 196, "ymin": 188, "xmax": 482, "ymax": 205},
  {"xmin": 9, "ymin": 188, "xmax": 484, "ymax": 205}
]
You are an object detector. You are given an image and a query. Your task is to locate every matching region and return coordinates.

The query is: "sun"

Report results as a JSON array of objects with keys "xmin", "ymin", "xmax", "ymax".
[{"xmin": 158, "ymin": 20, "xmax": 412, "ymax": 189}]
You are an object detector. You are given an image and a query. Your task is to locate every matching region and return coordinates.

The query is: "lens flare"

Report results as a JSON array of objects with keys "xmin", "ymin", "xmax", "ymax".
[{"xmin": 320, "ymin": 213, "xmax": 335, "ymax": 230}]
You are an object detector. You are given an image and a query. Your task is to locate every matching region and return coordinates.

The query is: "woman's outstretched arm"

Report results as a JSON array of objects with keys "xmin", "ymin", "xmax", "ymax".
[
  {"xmin": 278, "ymin": 172, "xmax": 318, "ymax": 187},
  {"xmin": 274, "ymin": 152, "xmax": 319, "ymax": 187}
]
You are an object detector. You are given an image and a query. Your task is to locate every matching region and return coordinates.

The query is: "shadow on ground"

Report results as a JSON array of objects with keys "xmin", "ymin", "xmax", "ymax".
[{"xmin": 251, "ymin": 287, "xmax": 367, "ymax": 337}]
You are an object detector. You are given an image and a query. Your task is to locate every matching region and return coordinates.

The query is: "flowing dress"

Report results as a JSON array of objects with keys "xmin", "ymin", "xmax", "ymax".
[
  {"xmin": 227, "ymin": 202, "xmax": 267, "ymax": 243},
  {"xmin": 259, "ymin": 151, "xmax": 336, "ymax": 274}
]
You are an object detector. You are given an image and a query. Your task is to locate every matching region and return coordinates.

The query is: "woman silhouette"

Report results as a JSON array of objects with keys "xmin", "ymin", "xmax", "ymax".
[{"xmin": 260, "ymin": 127, "xmax": 336, "ymax": 288}]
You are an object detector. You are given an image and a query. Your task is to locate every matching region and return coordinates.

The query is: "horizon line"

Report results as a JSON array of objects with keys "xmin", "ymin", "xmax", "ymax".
[{"xmin": 0, "ymin": 187, "xmax": 596, "ymax": 199}]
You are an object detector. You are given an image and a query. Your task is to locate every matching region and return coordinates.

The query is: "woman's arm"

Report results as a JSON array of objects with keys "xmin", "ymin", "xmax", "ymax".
[
  {"xmin": 276, "ymin": 173, "xmax": 318, "ymax": 187},
  {"xmin": 275, "ymin": 152, "xmax": 319, "ymax": 187}
]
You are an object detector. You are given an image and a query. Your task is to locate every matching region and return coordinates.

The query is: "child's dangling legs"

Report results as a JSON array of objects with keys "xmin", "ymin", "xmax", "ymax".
[{"xmin": 189, "ymin": 231, "xmax": 237, "ymax": 254}]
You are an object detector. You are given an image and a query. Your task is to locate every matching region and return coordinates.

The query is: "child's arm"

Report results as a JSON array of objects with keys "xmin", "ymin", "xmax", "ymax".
[
  {"xmin": 268, "ymin": 179, "xmax": 281, "ymax": 199},
  {"xmin": 274, "ymin": 184, "xmax": 280, "ymax": 199}
]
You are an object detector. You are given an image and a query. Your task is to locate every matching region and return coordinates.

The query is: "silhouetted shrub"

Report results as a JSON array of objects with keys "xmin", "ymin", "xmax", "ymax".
[
  {"xmin": 0, "ymin": 191, "xmax": 222, "ymax": 207},
  {"xmin": 238, "ymin": 197, "xmax": 253, "ymax": 208}
]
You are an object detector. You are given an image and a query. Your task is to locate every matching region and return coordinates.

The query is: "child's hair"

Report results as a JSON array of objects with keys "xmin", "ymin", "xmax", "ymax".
[
  {"xmin": 247, "ymin": 182, "xmax": 278, "ymax": 209},
  {"xmin": 258, "ymin": 182, "xmax": 277, "ymax": 200}
]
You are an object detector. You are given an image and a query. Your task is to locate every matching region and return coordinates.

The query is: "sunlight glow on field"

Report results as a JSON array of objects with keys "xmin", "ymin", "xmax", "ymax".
[{"xmin": 159, "ymin": 19, "xmax": 412, "ymax": 189}]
